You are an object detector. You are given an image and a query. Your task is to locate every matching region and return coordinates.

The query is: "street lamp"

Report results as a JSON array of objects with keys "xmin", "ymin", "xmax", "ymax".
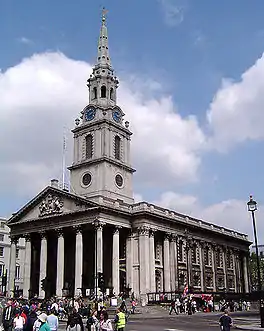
[{"xmin": 247, "ymin": 195, "xmax": 264, "ymax": 328}]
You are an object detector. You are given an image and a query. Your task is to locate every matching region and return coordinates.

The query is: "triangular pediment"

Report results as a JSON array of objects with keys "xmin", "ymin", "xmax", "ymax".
[{"xmin": 8, "ymin": 186, "xmax": 97, "ymax": 226}]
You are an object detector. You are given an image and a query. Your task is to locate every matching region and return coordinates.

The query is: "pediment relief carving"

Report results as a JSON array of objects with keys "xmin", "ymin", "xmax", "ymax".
[{"xmin": 39, "ymin": 194, "xmax": 64, "ymax": 217}]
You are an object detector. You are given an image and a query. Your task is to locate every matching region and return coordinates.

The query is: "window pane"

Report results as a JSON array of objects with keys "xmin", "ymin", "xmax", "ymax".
[
  {"xmin": 0, "ymin": 247, "xmax": 4, "ymax": 257},
  {"xmin": 86, "ymin": 135, "xmax": 93, "ymax": 159},
  {"xmin": 0, "ymin": 234, "xmax": 4, "ymax": 241}
]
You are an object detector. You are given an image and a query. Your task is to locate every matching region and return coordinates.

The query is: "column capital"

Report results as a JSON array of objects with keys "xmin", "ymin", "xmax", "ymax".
[
  {"xmin": 92, "ymin": 219, "xmax": 106, "ymax": 230},
  {"xmin": 113, "ymin": 226, "xmax": 122, "ymax": 235},
  {"xmin": 170, "ymin": 233, "xmax": 178, "ymax": 242},
  {"xmin": 149, "ymin": 229, "xmax": 156, "ymax": 238},
  {"xmin": 73, "ymin": 225, "xmax": 83, "ymax": 234},
  {"xmin": 39, "ymin": 231, "xmax": 48, "ymax": 239},
  {"xmin": 10, "ymin": 235, "xmax": 18, "ymax": 244},
  {"xmin": 164, "ymin": 232, "xmax": 171, "ymax": 240},
  {"xmin": 55, "ymin": 228, "xmax": 64, "ymax": 238},
  {"xmin": 24, "ymin": 234, "xmax": 31, "ymax": 242},
  {"xmin": 138, "ymin": 226, "xmax": 149, "ymax": 236}
]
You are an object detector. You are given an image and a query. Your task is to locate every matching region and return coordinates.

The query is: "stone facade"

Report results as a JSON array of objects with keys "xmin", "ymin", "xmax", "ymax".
[
  {"xmin": 0, "ymin": 218, "xmax": 25, "ymax": 295},
  {"xmin": 7, "ymin": 11, "xmax": 250, "ymax": 301}
]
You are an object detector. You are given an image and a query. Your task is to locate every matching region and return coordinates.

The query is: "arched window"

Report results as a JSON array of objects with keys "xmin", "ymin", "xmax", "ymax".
[
  {"xmin": 101, "ymin": 85, "xmax": 106, "ymax": 98},
  {"xmin": 86, "ymin": 135, "xmax": 93, "ymax": 159},
  {"xmin": 93, "ymin": 87, "xmax": 97, "ymax": 99},
  {"xmin": 114, "ymin": 135, "xmax": 121, "ymax": 160},
  {"xmin": 110, "ymin": 87, "xmax": 114, "ymax": 100}
]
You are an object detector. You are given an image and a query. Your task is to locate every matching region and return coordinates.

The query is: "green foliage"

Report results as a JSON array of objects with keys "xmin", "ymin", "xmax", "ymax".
[{"xmin": 249, "ymin": 252, "xmax": 264, "ymax": 290}]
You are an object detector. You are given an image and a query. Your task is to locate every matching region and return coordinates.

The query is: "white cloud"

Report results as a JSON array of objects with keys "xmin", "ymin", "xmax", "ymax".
[
  {"xmin": 152, "ymin": 191, "xmax": 264, "ymax": 240},
  {"xmin": 159, "ymin": 0, "xmax": 185, "ymax": 27},
  {"xmin": 18, "ymin": 37, "xmax": 33, "ymax": 45},
  {"xmin": 0, "ymin": 52, "xmax": 205, "ymax": 203},
  {"xmin": 207, "ymin": 53, "xmax": 264, "ymax": 151}
]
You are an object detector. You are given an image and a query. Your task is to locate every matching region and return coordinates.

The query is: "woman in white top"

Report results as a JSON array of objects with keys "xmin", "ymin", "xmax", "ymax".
[{"xmin": 13, "ymin": 311, "xmax": 25, "ymax": 331}]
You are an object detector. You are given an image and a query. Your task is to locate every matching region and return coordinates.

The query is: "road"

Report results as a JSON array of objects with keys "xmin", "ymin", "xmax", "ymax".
[{"xmin": 126, "ymin": 313, "xmax": 220, "ymax": 331}]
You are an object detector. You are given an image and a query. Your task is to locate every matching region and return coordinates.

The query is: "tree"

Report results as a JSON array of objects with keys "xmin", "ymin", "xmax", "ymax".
[{"xmin": 249, "ymin": 252, "xmax": 264, "ymax": 291}]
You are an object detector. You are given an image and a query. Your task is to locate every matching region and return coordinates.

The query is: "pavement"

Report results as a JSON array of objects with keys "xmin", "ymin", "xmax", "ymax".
[{"xmin": 55, "ymin": 307, "xmax": 264, "ymax": 331}]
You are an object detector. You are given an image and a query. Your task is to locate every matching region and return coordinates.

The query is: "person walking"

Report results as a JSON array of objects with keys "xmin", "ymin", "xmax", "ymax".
[
  {"xmin": 219, "ymin": 309, "xmax": 233, "ymax": 331},
  {"xmin": 99, "ymin": 311, "xmax": 112, "ymax": 331},
  {"xmin": 67, "ymin": 309, "xmax": 84, "ymax": 331},
  {"xmin": 114, "ymin": 308, "xmax": 126, "ymax": 331},
  {"xmin": 47, "ymin": 310, "xmax": 58, "ymax": 331},
  {"xmin": 38, "ymin": 314, "xmax": 50, "ymax": 331},
  {"xmin": 13, "ymin": 311, "xmax": 25, "ymax": 331},
  {"xmin": 169, "ymin": 300, "xmax": 178, "ymax": 315},
  {"xmin": 3, "ymin": 300, "xmax": 15, "ymax": 331}
]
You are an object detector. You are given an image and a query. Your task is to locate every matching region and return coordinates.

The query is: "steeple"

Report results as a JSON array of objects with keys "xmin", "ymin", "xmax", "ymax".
[
  {"xmin": 87, "ymin": 8, "xmax": 119, "ymax": 108},
  {"xmin": 97, "ymin": 8, "xmax": 111, "ymax": 66},
  {"xmin": 69, "ymin": 9, "xmax": 135, "ymax": 205}
]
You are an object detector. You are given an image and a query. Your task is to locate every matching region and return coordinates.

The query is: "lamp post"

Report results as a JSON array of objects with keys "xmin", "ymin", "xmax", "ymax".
[{"xmin": 247, "ymin": 195, "xmax": 264, "ymax": 328}]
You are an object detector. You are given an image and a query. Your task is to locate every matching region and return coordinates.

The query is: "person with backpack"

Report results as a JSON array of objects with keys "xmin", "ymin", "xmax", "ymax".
[{"xmin": 86, "ymin": 310, "xmax": 99, "ymax": 331}]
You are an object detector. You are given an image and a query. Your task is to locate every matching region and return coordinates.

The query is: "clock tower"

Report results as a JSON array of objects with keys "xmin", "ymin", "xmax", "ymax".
[{"xmin": 69, "ymin": 10, "xmax": 135, "ymax": 204}]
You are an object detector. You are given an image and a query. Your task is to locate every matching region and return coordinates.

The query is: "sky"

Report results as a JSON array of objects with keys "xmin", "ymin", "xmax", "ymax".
[{"xmin": 1, "ymin": 0, "xmax": 264, "ymax": 241}]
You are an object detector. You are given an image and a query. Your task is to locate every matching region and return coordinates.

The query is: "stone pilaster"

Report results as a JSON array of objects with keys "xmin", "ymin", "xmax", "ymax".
[
  {"xmin": 112, "ymin": 226, "xmax": 120, "ymax": 296},
  {"xmin": 149, "ymin": 230, "xmax": 156, "ymax": 293},
  {"xmin": 211, "ymin": 244, "xmax": 216, "ymax": 292},
  {"xmin": 232, "ymin": 250, "xmax": 237, "ymax": 292},
  {"xmin": 39, "ymin": 232, "xmax": 47, "ymax": 299},
  {"xmin": 200, "ymin": 241, "xmax": 205, "ymax": 292},
  {"xmin": 222, "ymin": 246, "xmax": 227, "ymax": 290},
  {"xmin": 8, "ymin": 236, "xmax": 18, "ymax": 297},
  {"xmin": 138, "ymin": 226, "xmax": 149, "ymax": 305},
  {"xmin": 74, "ymin": 226, "xmax": 83, "ymax": 296},
  {"xmin": 126, "ymin": 231, "xmax": 134, "ymax": 292},
  {"xmin": 169, "ymin": 235, "xmax": 176, "ymax": 291},
  {"xmin": 163, "ymin": 233, "xmax": 171, "ymax": 292},
  {"xmin": 173, "ymin": 235, "xmax": 179, "ymax": 291},
  {"xmin": 23, "ymin": 235, "xmax": 31, "ymax": 299},
  {"xmin": 243, "ymin": 254, "xmax": 249, "ymax": 293},
  {"xmin": 56, "ymin": 229, "xmax": 64, "ymax": 297}
]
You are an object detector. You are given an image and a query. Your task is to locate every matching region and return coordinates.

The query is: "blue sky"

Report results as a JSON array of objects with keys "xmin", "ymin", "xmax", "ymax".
[{"xmin": 1, "ymin": 0, "xmax": 264, "ymax": 238}]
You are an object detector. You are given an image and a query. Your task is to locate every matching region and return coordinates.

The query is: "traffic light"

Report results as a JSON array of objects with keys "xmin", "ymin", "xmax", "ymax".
[
  {"xmin": 41, "ymin": 278, "xmax": 47, "ymax": 291},
  {"xmin": 98, "ymin": 272, "xmax": 105, "ymax": 291}
]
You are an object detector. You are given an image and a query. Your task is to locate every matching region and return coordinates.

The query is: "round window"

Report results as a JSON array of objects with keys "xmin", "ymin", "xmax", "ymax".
[
  {"xmin": 82, "ymin": 173, "xmax": 92, "ymax": 186},
  {"xmin": 115, "ymin": 174, "xmax": 123, "ymax": 187}
]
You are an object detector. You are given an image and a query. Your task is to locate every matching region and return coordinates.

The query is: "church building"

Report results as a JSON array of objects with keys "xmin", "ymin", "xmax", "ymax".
[{"xmin": 7, "ymin": 11, "xmax": 251, "ymax": 303}]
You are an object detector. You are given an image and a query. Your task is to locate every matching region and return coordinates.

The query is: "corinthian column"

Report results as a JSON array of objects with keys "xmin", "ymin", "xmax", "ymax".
[
  {"xmin": 8, "ymin": 236, "xmax": 17, "ymax": 297},
  {"xmin": 23, "ymin": 235, "xmax": 31, "ymax": 299},
  {"xmin": 56, "ymin": 229, "xmax": 64, "ymax": 297},
  {"xmin": 149, "ymin": 230, "xmax": 156, "ymax": 292},
  {"xmin": 112, "ymin": 227, "xmax": 120, "ymax": 295},
  {"xmin": 163, "ymin": 233, "xmax": 171, "ymax": 292},
  {"xmin": 39, "ymin": 232, "xmax": 47, "ymax": 299},
  {"xmin": 74, "ymin": 227, "xmax": 83, "ymax": 296},
  {"xmin": 126, "ymin": 231, "xmax": 134, "ymax": 292}
]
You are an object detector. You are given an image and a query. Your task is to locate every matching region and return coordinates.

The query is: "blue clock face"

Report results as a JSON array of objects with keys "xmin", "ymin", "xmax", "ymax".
[
  {"xmin": 85, "ymin": 107, "xmax": 96, "ymax": 121},
  {"xmin": 112, "ymin": 109, "xmax": 122, "ymax": 123}
]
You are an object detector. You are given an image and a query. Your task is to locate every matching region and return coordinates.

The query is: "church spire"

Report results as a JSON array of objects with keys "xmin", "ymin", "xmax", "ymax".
[{"xmin": 97, "ymin": 8, "xmax": 111, "ymax": 67}]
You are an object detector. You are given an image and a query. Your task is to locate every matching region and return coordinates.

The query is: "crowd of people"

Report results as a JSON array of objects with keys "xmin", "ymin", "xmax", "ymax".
[{"xmin": 1, "ymin": 297, "xmax": 130, "ymax": 331}]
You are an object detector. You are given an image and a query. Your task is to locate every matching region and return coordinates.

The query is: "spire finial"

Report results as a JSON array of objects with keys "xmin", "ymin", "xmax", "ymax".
[{"xmin": 102, "ymin": 7, "xmax": 108, "ymax": 25}]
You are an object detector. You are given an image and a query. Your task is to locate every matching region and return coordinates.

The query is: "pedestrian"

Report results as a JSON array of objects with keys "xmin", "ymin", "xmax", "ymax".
[
  {"xmin": 13, "ymin": 311, "xmax": 25, "ymax": 331},
  {"xmin": 67, "ymin": 308, "xmax": 84, "ymax": 331},
  {"xmin": 47, "ymin": 309, "xmax": 58, "ymax": 331},
  {"xmin": 3, "ymin": 300, "xmax": 15, "ymax": 331},
  {"xmin": 114, "ymin": 308, "xmax": 126, "ymax": 331},
  {"xmin": 219, "ymin": 309, "xmax": 233, "ymax": 331},
  {"xmin": 169, "ymin": 300, "xmax": 178, "ymax": 315},
  {"xmin": 99, "ymin": 311, "xmax": 112, "ymax": 331},
  {"xmin": 86, "ymin": 310, "xmax": 99, "ymax": 331},
  {"xmin": 131, "ymin": 300, "xmax": 136, "ymax": 314},
  {"xmin": 37, "ymin": 314, "xmax": 50, "ymax": 331}
]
